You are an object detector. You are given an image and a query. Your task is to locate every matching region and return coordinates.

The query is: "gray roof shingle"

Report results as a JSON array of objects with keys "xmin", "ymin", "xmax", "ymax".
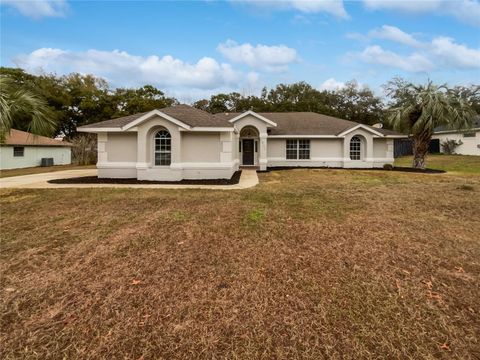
[
  {"xmin": 215, "ymin": 111, "xmax": 403, "ymax": 136},
  {"xmin": 434, "ymin": 115, "xmax": 480, "ymax": 133},
  {"xmin": 80, "ymin": 105, "xmax": 404, "ymax": 136}
]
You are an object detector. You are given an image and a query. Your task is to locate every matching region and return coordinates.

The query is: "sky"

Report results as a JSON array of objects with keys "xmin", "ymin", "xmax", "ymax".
[{"xmin": 1, "ymin": 0, "xmax": 479, "ymax": 102}]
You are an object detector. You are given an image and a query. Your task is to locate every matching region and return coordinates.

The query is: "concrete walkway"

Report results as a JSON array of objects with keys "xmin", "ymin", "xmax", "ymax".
[{"xmin": 0, "ymin": 169, "xmax": 259, "ymax": 190}]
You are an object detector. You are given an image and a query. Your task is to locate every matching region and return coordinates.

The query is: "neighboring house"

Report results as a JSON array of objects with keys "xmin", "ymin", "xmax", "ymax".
[
  {"xmin": 78, "ymin": 104, "xmax": 405, "ymax": 180},
  {"xmin": 431, "ymin": 116, "xmax": 480, "ymax": 155},
  {"xmin": 0, "ymin": 129, "xmax": 72, "ymax": 170}
]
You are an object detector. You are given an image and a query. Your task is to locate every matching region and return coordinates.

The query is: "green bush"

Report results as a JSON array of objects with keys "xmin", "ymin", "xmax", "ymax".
[{"xmin": 441, "ymin": 139, "xmax": 463, "ymax": 154}]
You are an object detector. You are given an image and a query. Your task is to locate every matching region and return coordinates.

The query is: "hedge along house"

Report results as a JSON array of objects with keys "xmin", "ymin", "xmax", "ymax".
[
  {"xmin": 0, "ymin": 129, "xmax": 72, "ymax": 170},
  {"xmin": 78, "ymin": 104, "xmax": 405, "ymax": 180}
]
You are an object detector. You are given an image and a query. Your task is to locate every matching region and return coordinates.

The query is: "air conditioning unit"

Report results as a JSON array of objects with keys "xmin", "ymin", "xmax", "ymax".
[{"xmin": 41, "ymin": 158, "xmax": 54, "ymax": 167}]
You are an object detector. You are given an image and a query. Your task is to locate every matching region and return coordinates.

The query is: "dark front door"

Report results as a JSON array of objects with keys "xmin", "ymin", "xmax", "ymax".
[{"xmin": 242, "ymin": 139, "xmax": 254, "ymax": 165}]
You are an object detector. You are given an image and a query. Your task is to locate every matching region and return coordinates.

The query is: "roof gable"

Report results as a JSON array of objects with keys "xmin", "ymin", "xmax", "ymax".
[
  {"xmin": 122, "ymin": 109, "xmax": 192, "ymax": 131},
  {"xmin": 228, "ymin": 111, "xmax": 277, "ymax": 127},
  {"xmin": 78, "ymin": 106, "xmax": 405, "ymax": 137},
  {"xmin": 78, "ymin": 105, "xmax": 233, "ymax": 132},
  {"xmin": 337, "ymin": 124, "xmax": 384, "ymax": 137}
]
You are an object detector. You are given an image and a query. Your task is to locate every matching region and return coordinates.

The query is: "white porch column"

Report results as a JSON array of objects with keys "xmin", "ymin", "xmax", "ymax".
[
  {"xmin": 97, "ymin": 133, "xmax": 108, "ymax": 164},
  {"xmin": 364, "ymin": 137, "xmax": 374, "ymax": 161},
  {"xmin": 386, "ymin": 139, "xmax": 394, "ymax": 160},
  {"xmin": 136, "ymin": 127, "xmax": 148, "ymax": 170},
  {"xmin": 259, "ymin": 132, "xmax": 268, "ymax": 170}
]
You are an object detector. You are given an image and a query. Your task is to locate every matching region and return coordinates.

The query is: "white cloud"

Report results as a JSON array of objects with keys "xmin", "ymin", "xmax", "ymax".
[
  {"xmin": 362, "ymin": 0, "xmax": 480, "ymax": 27},
  {"xmin": 368, "ymin": 25, "xmax": 422, "ymax": 47},
  {"xmin": 319, "ymin": 78, "xmax": 345, "ymax": 90},
  {"xmin": 217, "ymin": 39, "xmax": 299, "ymax": 72},
  {"xmin": 246, "ymin": 71, "xmax": 260, "ymax": 86},
  {"xmin": 345, "ymin": 32, "xmax": 369, "ymax": 42},
  {"xmin": 349, "ymin": 25, "xmax": 480, "ymax": 72},
  {"xmin": 232, "ymin": 0, "xmax": 349, "ymax": 19},
  {"xmin": 15, "ymin": 48, "xmax": 241, "ymax": 90},
  {"xmin": 363, "ymin": 0, "xmax": 440, "ymax": 12},
  {"xmin": 357, "ymin": 45, "xmax": 434, "ymax": 72},
  {"xmin": 1, "ymin": 0, "xmax": 68, "ymax": 19},
  {"xmin": 431, "ymin": 37, "xmax": 480, "ymax": 69}
]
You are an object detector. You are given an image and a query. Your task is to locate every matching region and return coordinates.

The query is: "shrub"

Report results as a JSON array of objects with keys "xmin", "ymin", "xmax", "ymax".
[
  {"xmin": 441, "ymin": 139, "xmax": 463, "ymax": 154},
  {"xmin": 383, "ymin": 164, "xmax": 394, "ymax": 170}
]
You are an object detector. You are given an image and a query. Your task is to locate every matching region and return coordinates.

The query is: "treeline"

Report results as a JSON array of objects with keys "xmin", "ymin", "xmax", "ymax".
[
  {"xmin": 1, "ymin": 67, "xmax": 478, "ymax": 139},
  {"xmin": 192, "ymin": 81, "xmax": 386, "ymax": 126},
  {"xmin": 0, "ymin": 67, "xmax": 177, "ymax": 138}
]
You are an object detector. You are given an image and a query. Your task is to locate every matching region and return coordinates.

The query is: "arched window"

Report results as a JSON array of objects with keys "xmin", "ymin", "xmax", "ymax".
[
  {"xmin": 154, "ymin": 130, "xmax": 171, "ymax": 166},
  {"xmin": 350, "ymin": 136, "xmax": 361, "ymax": 160}
]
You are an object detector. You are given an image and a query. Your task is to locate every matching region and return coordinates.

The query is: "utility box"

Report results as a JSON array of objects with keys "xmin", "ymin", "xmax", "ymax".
[{"xmin": 41, "ymin": 158, "xmax": 54, "ymax": 167}]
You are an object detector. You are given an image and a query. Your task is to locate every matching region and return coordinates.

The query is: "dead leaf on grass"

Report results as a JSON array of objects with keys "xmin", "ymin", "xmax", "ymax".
[
  {"xmin": 422, "ymin": 280, "xmax": 433, "ymax": 290},
  {"xmin": 131, "ymin": 279, "xmax": 141, "ymax": 285},
  {"xmin": 427, "ymin": 290, "xmax": 444, "ymax": 304},
  {"xmin": 440, "ymin": 343, "xmax": 451, "ymax": 351}
]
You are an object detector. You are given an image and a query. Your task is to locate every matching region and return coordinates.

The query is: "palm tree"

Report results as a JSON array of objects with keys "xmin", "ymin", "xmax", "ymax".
[
  {"xmin": 386, "ymin": 79, "xmax": 475, "ymax": 169},
  {"xmin": 0, "ymin": 76, "xmax": 56, "ymax": 142}
]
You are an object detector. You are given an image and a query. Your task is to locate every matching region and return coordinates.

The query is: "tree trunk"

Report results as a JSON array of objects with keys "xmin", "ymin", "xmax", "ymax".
[{"xmin": 412, "ymin": 133, "xmax": 431, "ymax": 169}]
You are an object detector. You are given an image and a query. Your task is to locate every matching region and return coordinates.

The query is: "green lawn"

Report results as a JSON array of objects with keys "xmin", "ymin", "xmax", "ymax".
[
  {"xmin": 1, "ymin": 158, "xmax": 479, "ymax": 359},
  {"xmin": 395, "ymin": 154, "xmax": 480, "ymax": 174}
]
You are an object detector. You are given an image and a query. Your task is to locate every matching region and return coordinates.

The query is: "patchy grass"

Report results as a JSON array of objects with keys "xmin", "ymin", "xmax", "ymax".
[
  {"xmin": 1, "ymin": 167, "xmax": 479, "ymax": 359},
  {"xmin": 395, "ymin": 154, "xmax": 480, "ymax": 174},
  {"xmin": 246, "ymin": 208, "xmax": 265, "ymax": 222},
  {"xmin": 0, "ymin": 164, "xmax": 95, "ymax": 178}
]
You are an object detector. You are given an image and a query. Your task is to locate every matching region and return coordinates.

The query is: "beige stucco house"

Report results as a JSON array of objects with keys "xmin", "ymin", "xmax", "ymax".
[{"xmin": 78, "ymin": 104, "xmax": 405, "ymax": 180}]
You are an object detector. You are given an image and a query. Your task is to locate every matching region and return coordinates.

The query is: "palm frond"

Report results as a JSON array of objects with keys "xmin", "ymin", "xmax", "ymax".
[{"xmin": 0, "ymin": 75, "xmax": 56, "ymax": 141}]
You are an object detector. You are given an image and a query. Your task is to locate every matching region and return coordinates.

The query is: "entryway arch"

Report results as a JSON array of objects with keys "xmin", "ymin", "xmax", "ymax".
[{"xmin": 239, "ymin": 125, "xmax": 259, "ymax": 166}]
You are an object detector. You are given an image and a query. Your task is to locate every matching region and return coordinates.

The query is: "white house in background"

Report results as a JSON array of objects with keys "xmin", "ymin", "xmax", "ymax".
[
  {"xmin": 0, "ymin": 129, "xmax": 72, "ymax": 170},
  {"xmin": 78, "ymin": 104, "xmax": 405, "ymax": 181},
  {"xmin": 432, "ymin": 116, "xmax": 480, "ymax": 156}
]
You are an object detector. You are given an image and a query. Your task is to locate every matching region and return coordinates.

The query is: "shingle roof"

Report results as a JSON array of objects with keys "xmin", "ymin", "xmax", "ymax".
[
  {"xmin": 81, "ymin": 105, "xmax": 233, "ymax": 129},
  {"xmin": 82, "ymin": 111, "xmax": 151, "ymax": 129},
  {"xmin": 161, "ymin": 105, "xmax": 232, "ymax": 127},
  {"xmin": 214, "ymin": 111, "xmax": 403, "ymax": 136},
  {"xmin": 80, "ymin": 104, "xmax": 404, "ymax": 136},
  {"xmin": 1, "ymin": 129, "xmax": 72, "ymax": 147},
  {"xmin": 434, "ymin": 115, "xmax": 480, "ymax": 133}
]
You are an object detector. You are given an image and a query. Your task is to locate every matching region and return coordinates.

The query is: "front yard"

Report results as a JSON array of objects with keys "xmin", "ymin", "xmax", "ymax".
[{"xmin": 1, "ymin": 155, "xmax": 479, "ymax": 359}]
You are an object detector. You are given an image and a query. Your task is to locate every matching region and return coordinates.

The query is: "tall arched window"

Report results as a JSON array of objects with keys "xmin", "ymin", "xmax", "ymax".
[
  {"xmin": 350, "ymin": 136, "xmax": 361, "ymax": 160},
  {"xmin": 154, "ymin": 129, "xmax": 171, "ymax": 166}
]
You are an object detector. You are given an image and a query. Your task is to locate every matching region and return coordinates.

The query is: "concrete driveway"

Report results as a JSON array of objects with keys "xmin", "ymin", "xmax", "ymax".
[
  {"xmin": 0, "ymin": 169, "xmax": 258, "ymax": 190},
  {"xmin": 0, "ymin": 169, "xmax": 97, "ymax": 189}
]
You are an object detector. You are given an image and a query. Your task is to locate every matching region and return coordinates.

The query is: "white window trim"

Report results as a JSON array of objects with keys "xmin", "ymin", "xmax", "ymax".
[
  {"xmin": 286, "ymin": 139, "xmax": 310, "ymax": 160},
  {"xmin": 154, "ymin": 130, "xmax": 172, "ymax": 167},
  {"xmin": 350, "ymin": 136, "xmax": 362, "ymax": 161}
]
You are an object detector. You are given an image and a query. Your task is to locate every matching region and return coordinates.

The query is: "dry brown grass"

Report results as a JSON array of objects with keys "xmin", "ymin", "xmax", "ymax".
[
  {"xmin": 0, "ymin": 164, "xmax": 95, "ymax": 178},
  {"xmin": 1, "ymin": 167, "xmax": 479, "ymax": 359}
]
